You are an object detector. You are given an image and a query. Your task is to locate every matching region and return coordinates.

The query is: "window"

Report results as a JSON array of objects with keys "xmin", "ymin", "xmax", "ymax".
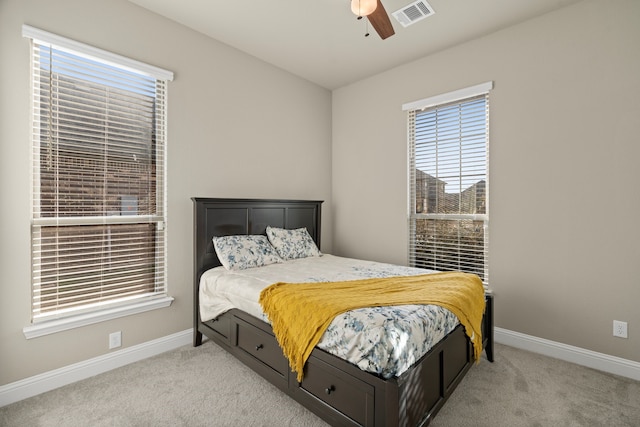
[
  {"xmin": 404, "ymin": 82, "xmax": 492, "ymax": 283},
  {"xmin": 23, "ymin": 26, "xmax": 174, "ymax": 335}
]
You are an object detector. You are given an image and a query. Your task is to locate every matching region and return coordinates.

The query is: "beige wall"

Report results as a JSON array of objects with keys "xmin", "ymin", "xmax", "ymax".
[
  {"xmin": 0, "ymin": 0, "xmax": 332, "ymax": 385},
  {"xmin": 332, "ymin": 0, "xmax": 640, "ymax": 362},
  {"xmin": 2, "ymin": 0, "xmax": 638, "ymax": 389}
]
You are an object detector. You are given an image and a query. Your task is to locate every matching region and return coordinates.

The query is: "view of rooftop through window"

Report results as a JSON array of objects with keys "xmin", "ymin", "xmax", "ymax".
[
  {"xmin": 409, "ymin": 92, "xmax": 489, "ymax": 282},
  {"xmin": 414, "ymin": 96, "xmax": 487, "ymax": 212}
]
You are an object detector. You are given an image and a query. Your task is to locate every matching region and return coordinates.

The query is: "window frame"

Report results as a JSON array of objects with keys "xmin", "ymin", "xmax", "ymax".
[
  {"xmin": 403, "ymin": 82, "xmax": 492, "ymax": 283},
  {"xmin": 22, "ymin": 25, "xmax": 174, "ymax": 338}
]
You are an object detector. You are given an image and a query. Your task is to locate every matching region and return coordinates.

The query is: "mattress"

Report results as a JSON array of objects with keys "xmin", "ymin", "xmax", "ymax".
[{"xmin": 199, "ymin": 254, "xmax": 460, "ymax": 378}]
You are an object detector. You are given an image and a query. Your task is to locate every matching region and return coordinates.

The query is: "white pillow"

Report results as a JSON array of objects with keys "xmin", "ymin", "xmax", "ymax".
[
  {"xmin": 265, "ymin": 226, "xmax": 321, "ymax": 260},
  {"xmin": 212, "ymin": 235, "xmax": 283, "ymax": 270}
]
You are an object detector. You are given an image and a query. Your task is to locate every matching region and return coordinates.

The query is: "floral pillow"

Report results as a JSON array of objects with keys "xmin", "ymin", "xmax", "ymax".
[
  {"xmin": 266, "ymin": 226, "xmax": 321, "ymax": 260},
  {"xmin": 212, "ymin": 235, "xmax": 283, "ymax": 270}
]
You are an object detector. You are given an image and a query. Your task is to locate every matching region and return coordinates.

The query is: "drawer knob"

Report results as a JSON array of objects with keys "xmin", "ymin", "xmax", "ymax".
[
  {"xmin": 255, "ymin": 344, "xmax": 264, "ymax": 351},
  {"xmin": 325, "ymin": 385, "xmax": 335, "ymax": 395}
]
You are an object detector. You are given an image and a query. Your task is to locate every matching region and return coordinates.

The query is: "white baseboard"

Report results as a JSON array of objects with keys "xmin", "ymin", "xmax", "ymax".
[
  {"xmin": 494, "ymin": 327, "xmax": 640, "ymax": 381},
  {"xmin": 0, "ymin": 328, "xmax": 192, "ymax": 407},
  {"xmin": 2, "ymin": 327, "xmax": 637, "ymax": 408}
]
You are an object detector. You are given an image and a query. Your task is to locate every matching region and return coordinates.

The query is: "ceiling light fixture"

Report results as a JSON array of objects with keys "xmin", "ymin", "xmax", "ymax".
[{"xmin": 351, "ymin": 0, "xmax": 377, "ymax": 18}]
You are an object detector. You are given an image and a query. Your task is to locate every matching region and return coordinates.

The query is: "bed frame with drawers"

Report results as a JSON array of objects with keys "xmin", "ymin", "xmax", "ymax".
[{"xmin": 192, "ymin": 197, "xmax": 494, "ymax": 427}]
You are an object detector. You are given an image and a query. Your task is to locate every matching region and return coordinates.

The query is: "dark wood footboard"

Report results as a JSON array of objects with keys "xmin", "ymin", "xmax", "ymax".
[{"xmin": 195, "ymin": 298, "xmax": 493, "ymax": 427}]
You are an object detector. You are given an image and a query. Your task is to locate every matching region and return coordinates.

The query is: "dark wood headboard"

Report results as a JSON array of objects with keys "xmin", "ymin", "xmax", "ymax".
[
  {"xmin": 192, "ymin": 198, "xmax": 322, "ymax": 347},
  {"xmin": 192, "ymin": 197, "xmax": 323, "ymax": 287}
]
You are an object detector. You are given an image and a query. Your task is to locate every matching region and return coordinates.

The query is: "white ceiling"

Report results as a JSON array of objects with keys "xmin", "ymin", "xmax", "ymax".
[{"xmin": 128, "ymin": 0, "xmax": 582, "ymax": 90}]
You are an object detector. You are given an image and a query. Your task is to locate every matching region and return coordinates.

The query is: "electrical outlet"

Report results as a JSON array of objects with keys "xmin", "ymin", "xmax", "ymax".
[
  {"xmin": 109, "ymin": 331, "xmax": 122, "ymax": 349},
  {"xmin": 613, "ymin": 321, "xmax": 628, "ymax": 339}
]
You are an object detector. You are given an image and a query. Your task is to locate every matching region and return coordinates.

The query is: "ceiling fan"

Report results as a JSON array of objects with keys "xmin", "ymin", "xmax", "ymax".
[{"xmin": 350, "ymin": 0, "xmax": 395, "ymax": 40}]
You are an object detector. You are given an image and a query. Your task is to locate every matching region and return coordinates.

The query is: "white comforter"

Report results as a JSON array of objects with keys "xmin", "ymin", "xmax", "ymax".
[{"xmin": 199, "ymin": 254, "xmax": 460, "ymax": 378}]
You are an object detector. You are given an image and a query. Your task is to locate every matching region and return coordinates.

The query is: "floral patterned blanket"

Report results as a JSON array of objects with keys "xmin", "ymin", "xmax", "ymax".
[
  {"xmin": 260, "ymin": 272, "xmax": 485, "ymax": 382},
  {"xmin": 199, "ymin": 254, "xmax": 466, "ymax": 378}
]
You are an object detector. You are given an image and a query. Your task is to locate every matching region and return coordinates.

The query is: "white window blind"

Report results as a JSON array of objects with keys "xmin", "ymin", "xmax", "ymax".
[
  {"xmin": 405, "ymin": 82, "xmax": 491, "ymax": 283},
  {"xmin": 24, "ymin": 26, "xmax": 174, "ymax": 323}
]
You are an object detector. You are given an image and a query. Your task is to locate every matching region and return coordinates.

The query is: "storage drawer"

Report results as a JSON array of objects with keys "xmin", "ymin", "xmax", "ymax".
[
  {"xmin": 299, "ymin": 356, "xmax": 375, "ymax": 427},
  {"xmin": 204, "ymin": 315, "xmax": 231, "ymax": 340},
  {"xmin": 236, "ymin": 320, "xmax": 288, "ymax": 377}
]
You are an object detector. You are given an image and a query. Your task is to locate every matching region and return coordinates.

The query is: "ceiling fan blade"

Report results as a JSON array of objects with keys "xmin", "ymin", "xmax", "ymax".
[{"xmin": 368, "ymin": 0, "xmax": 395, "ymax": 39}]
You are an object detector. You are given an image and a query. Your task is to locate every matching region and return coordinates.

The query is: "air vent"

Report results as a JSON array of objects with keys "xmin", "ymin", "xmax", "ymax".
[{"xmin": 392, "ymin": 0, "xmax": 435, "ymax": 28}]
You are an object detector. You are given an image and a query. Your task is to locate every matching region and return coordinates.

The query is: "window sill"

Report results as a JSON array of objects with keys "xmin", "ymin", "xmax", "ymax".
[{"xmin": 23, "ymin": 296, "xmax": 174, "ymax": 339}]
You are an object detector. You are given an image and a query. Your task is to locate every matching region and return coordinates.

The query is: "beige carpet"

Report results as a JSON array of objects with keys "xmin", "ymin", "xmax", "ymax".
[{"xmin": 1, "ymin": 341, "xmax": 639, "ymax": 426}]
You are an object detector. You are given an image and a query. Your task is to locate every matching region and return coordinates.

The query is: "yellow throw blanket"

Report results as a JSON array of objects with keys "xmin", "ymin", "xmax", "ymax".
[{"xmin": 259, "ymin": 272, "xmax": 486, "ymax": 382}]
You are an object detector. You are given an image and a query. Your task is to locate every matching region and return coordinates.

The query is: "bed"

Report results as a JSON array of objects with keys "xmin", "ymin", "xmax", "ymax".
[{"xmin": 192, "ymin": 197, "xmax": 494, "ymax": 427}]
